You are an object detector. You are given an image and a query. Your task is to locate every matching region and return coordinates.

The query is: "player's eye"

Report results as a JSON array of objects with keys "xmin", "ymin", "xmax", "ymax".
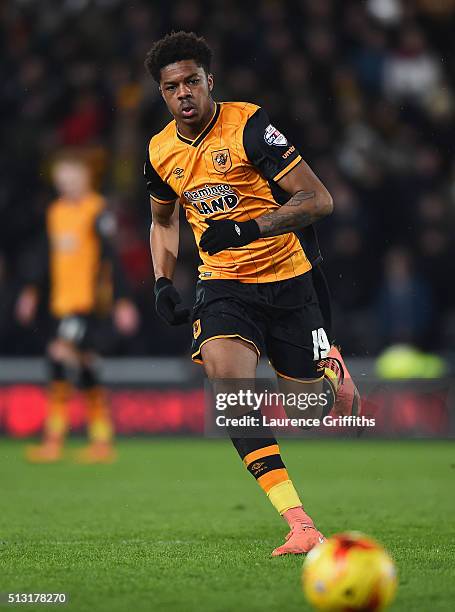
[
  {"xmin": 166, "ymin": 85, "xmax": 176, "ymax": 91},
  {"xmin": 188, "ymin": 79, "xmax": 200, "ymax": 85}
]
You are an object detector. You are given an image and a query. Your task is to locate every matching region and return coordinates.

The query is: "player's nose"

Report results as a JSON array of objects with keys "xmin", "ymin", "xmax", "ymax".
[{"xmin": 176, "ymin": 84, "xmax": 192, "ymax": 99}]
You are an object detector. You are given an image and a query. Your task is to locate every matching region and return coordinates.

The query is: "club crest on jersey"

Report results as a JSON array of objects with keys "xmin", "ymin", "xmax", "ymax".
[
  {"xmin": 184, "ymin": 183, "xmax": 239, "ymax": 216},
  {"xmin": 264, "ymin": 124, "xmax": 288, "ymax": 147},
  {"xmin": 211, "ymin": 148, "xmax": 232, "ymax": 173}
]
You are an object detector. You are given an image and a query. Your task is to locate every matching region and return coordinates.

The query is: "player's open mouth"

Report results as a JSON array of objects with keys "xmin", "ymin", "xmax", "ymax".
[{"xmin": 181, "ymin": 106, "xmax": 197, "ymax": 118}]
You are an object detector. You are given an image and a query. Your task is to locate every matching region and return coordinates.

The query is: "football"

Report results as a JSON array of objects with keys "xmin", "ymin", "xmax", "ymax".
[{"xmin": 302, "ymin": 532, "xmax": 397, "ymax": 611}]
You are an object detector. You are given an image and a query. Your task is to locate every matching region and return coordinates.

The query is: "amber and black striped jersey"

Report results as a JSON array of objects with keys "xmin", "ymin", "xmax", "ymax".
[
  {"xmin": 23, "ymin": 193, "xmax": 130, "ymax": 318},
  {"xmin": 47, "ymin": 193, "xmax": 105, "ymax": 316},
  {"xmin": 145, "ymin": 101, "xmax": 321, "ymax": 283}
]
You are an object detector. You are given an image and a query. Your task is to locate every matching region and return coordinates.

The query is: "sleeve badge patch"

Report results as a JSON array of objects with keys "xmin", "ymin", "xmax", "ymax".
[{"xmin": 264, "ymin": 124, "xmax": 288, "ymax": 147}]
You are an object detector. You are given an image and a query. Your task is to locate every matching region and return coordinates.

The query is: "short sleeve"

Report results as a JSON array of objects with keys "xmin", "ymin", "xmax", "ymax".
[
  {"xmin": 144, "ymin": 153, "xmax": 177, "ymax": 204},
  {"xmin": 243, "ymin": 107, "xmax": 302, "ymax": 182}
]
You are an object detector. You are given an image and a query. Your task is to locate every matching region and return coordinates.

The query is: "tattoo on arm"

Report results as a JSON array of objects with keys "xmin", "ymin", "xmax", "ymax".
[{"xmin": 257, "ymin": 190, "xmax": 318, "ymax": 237}]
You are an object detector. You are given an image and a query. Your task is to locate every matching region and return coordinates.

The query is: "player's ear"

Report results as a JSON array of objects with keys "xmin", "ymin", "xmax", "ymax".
[{"xmin": 207, "ymin": 73, "xmax": 214, "ymax": 92}]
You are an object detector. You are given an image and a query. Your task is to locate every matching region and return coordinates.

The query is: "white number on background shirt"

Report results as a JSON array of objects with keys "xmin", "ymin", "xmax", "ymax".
[{"xmin": 312, "ymin": 328, "xmax": 330, "ymax": 360}]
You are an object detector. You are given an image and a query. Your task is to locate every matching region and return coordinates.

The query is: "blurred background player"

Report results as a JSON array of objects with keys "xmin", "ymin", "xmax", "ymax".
[{"xmin": 15, "ymin": 152, "xmax": 139, "ymax": 463}]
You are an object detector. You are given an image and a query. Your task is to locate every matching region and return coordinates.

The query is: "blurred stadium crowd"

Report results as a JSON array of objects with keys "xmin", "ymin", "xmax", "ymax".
[{"xmin": 1, "ymin": 0, "xmax": 455, "ymax": 358}]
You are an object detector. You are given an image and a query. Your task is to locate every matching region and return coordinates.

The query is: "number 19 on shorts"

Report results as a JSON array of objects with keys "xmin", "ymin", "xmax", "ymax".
[{"xmin": 312, "ymin": 327, "xmax": 330, "ymax": 360}]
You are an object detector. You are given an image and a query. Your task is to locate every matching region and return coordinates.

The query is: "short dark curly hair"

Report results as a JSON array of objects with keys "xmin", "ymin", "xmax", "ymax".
[{"xmin": 145, "ymin": 31, "xmax": 212, "ymax": 83}]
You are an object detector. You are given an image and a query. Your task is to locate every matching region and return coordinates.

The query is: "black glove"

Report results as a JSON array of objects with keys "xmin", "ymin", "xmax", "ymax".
[
  {"xmin": 154, "ymin": 277, "xmax": 190, "ymax": 326},
  {"xmin": 199, "ymin": 218, "xmax": 260, "ymax": 255}
]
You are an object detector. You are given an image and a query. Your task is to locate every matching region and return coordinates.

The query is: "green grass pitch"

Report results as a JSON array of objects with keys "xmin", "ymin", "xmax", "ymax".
[{"xmin": 0, "ymin": 439, "xmax": 454, "ymax": 611}]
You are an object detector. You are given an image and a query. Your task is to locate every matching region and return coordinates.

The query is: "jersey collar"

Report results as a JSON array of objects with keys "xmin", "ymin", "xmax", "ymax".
[{"xmin": 176, "ymin": 102, "xmax": 220, "ymax": 147}]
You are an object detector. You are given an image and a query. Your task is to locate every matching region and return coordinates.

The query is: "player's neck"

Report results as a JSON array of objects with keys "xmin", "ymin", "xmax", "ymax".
[
  {"xmin": 62, "ymin": 191, "xmax": 90, "ymax": 203},
  {"xmin": 176, "ymin": 99, "xmax": 216, "ymax": 140}
]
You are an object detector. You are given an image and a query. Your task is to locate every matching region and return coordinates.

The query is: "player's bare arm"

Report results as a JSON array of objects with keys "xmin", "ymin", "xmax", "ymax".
[
  {"xmin": 150, "ymin": 198, "xmax": 179, "ymax": 281},
  {"xmin": 256, "ymin": 160, "xmax": 333, "ymax": 237},
  {"xmin": 150, "ymin": 198, "xmax": 189, "ymax": 326}
]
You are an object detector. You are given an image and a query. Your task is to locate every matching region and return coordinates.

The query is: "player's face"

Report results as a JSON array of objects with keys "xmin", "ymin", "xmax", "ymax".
[
  {"xmin": 52, "ymin": 161, "xmax": 91, "ymax": 200},
  {"xmin": 159, "ymin": 60, "xmax": 214, "ymax": 129}
]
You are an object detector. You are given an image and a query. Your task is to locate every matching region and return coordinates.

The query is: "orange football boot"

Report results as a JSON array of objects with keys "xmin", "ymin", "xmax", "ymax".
[
  {"xmin": 26, "ymin": 440, "xmax": 63, "ymax": 463},
  {"xmin": 272, "ymin": 507, "xmax": 325, "ymax": 556},
  {"xmin": 73, "ymin": 442, "xmax": 117, "ymax": 464}
]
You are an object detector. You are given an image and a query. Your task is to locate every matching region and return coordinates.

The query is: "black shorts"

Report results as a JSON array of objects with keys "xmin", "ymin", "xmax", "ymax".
[
  {"xmin": 51, "ymin": 314, "xmax": 97, "ymax": 351},
  {"xmin": 191, "ymin": 273, "xmax": 330, "ymax": 380}
]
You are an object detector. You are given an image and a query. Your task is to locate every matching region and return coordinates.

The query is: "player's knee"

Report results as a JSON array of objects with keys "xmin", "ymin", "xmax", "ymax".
[
  {"xmin": 201, "ymin": 338, "xmax": 257, "ymax": 378},
  {"xmin": 203, "ymin": 358, "xmax": 234, "ymax": 379},
  {"xmin": 203, "ymin": 354, "xmax": 255, "ymax": 379},
  {"xmin": 48, "ymin": 339, "xmax": 62, "ymax": 361},
  {"xmin": 48, "ymin": 338, "xmax": 76, "ymax": 365}
]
